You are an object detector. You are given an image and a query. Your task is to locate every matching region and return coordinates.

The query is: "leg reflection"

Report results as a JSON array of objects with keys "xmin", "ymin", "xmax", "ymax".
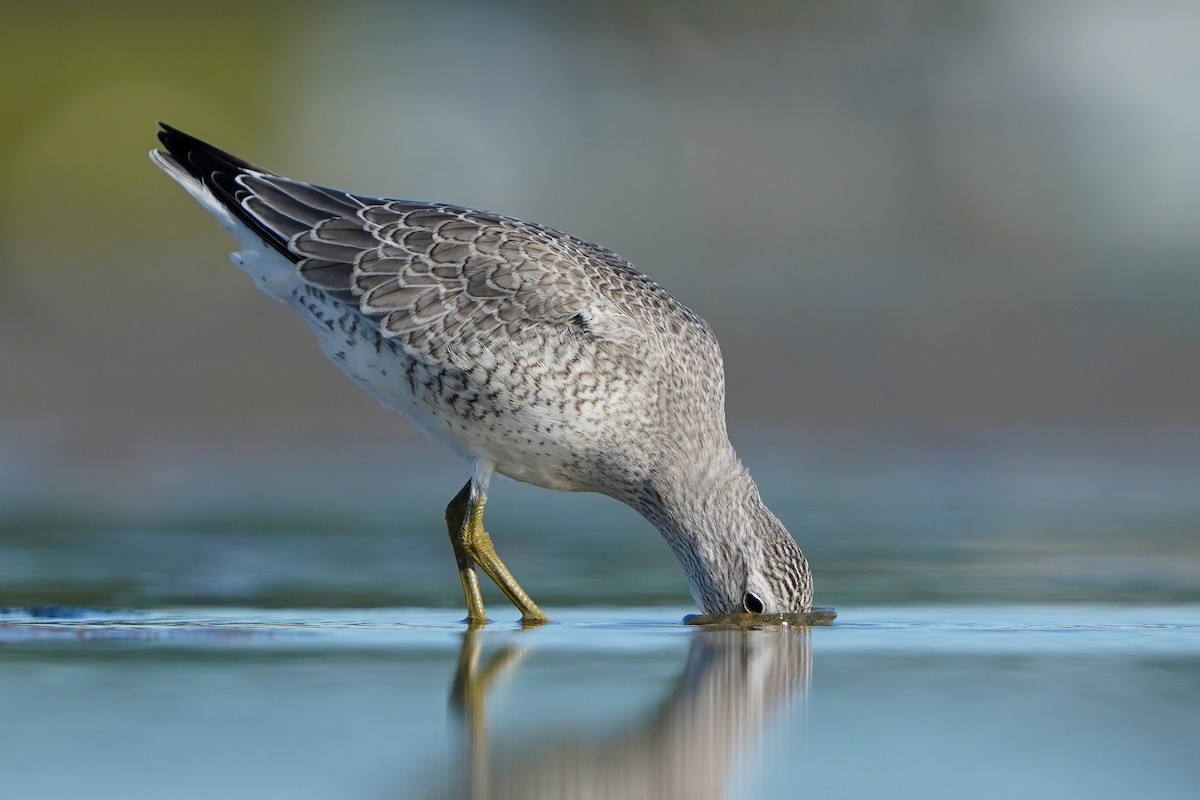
[
  {"xmin": 439, "ymin": 626, "xmax": 813, "ymax": 800},
  {"xmin": 450, "ymin": 627, "xmax": 528, "ymax": 798}
]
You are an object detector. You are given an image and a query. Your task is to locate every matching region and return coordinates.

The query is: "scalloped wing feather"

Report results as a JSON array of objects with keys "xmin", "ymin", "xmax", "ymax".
[{"xmin": 282, "ymin": 198, "xmax": 649, "ymax": 367}]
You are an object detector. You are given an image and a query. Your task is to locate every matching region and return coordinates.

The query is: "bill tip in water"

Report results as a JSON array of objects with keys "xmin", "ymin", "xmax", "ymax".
[{"xmin": 683, "ymin": 608, "xmax": 837, "ymax": 627}]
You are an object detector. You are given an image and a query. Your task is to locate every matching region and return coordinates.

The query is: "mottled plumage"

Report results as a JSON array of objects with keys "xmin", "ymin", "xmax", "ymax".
[{"xmin": 151, "ymin": 123, "xmax": 812, "ymax": 620}]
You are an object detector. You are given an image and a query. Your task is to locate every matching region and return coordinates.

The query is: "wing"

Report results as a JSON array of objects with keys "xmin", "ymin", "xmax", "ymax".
[
  {"xmin": 252, "ymin": 176, "xmax": 655, "ymax": 369},
  {"xmin": 154, "ymin": 124, "xmax": 647, "ymax": 371},
  {"xmin": 289, "ymin": 198, "xmax": 640, "ymax": 363}
]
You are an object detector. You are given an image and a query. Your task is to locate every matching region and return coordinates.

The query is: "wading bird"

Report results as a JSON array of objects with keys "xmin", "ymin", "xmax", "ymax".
[{"xmin": 152, "ymin": 124, "xmax": 812, "ymax": 624}]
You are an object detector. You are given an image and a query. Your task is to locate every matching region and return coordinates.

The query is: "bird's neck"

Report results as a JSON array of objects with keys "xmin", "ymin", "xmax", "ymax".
[{"xmin": 637, "ymin": 445, "xmax": 774, "ymax": 612}]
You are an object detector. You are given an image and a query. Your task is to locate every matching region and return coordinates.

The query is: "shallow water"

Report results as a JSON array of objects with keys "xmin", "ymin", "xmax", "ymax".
[
  {"xmin": 2, "ymin": 441, "xmax": 1199, "ymax": 797},
  {"xmin": 2, "ymin": 605, "xmax": 1197, "ymax": 799}
]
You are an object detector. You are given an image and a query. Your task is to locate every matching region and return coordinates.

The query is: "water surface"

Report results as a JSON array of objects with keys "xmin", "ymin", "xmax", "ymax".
[
  {"xmin": 2, "ymin": 605, "xmax": 1196, "ymax": 799},
  {"xmin": 2, "ymin": 441, "xmax": 1198, "ymax": 798}
]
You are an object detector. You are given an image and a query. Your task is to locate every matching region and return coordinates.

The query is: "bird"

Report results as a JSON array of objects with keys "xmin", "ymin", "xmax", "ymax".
[{"xmin": 151, "ymin": 123, "xmax": 813, "ymax": 625}]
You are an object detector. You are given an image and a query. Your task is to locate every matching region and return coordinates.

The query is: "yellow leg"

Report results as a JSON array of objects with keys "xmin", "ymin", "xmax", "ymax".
[
  {"xmin": 445, "ymin": 480, "xmax": 549, "ymax": 626},
  {"xmin": 445, "ymin": 482, "xmax": 488, "ymax": 624}
]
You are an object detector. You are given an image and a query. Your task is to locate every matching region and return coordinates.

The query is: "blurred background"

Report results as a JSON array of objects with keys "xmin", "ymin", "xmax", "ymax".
[{"xmin": 1, "ymin": 0, "xmax": 1198, "ymax": 609}]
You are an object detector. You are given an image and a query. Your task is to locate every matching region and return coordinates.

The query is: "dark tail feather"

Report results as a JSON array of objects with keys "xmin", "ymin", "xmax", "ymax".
[
  {"xmin": 155, "ymin": 122, "xmax": 295, "ymax": 257},
  {"xmin": 154, "ymin": 123, "xmax": 373, "ymax": 264},
  {"xmin": 156, "ymin": 122, "xmax": 273, "ymax": 179}
]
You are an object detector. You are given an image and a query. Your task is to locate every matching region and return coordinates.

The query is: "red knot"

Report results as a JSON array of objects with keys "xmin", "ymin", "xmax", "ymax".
[{"xmin": 152, "ymin": 123, "xmax": 813, "ymax": 625}]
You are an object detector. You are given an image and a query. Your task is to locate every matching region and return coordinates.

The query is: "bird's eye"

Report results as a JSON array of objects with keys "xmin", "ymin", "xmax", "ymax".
[{"xmin": 743, "ymin": 592, "xmax": 765, "ymax": 613}]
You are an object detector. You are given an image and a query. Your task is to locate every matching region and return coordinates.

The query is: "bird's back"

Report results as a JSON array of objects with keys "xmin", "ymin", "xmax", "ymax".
[{"xmin": 152, "ymin": 125, "xmax": 729, "ymax": 498}]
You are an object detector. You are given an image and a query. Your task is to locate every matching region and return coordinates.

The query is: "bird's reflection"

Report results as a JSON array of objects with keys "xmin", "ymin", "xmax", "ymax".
[{"xmin": 437, "ymin": 625, "xmax": 812, "ymax": 799}]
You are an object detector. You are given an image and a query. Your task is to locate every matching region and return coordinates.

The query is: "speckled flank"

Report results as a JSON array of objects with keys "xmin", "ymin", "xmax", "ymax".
[{"xmin": 152, "ymin": 123, "xmax": 813, "ymax": 615}]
